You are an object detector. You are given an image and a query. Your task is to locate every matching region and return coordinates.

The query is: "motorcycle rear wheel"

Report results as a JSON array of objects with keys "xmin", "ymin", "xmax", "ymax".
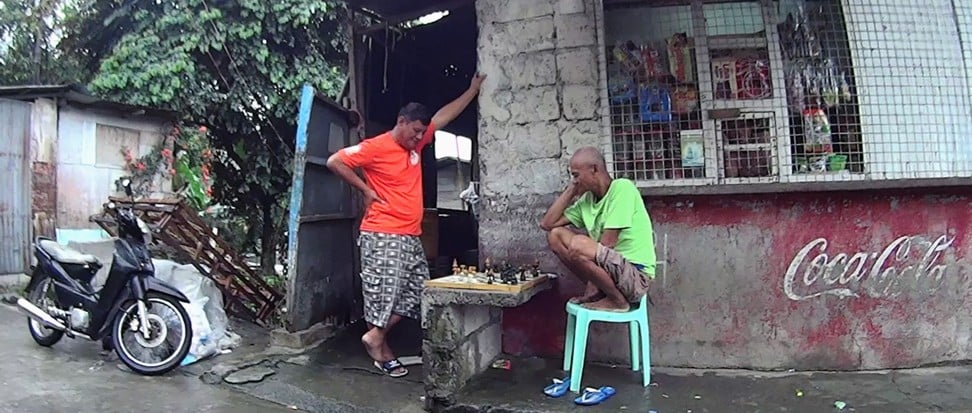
[
  {"xmin": 112, "ymin": 293, "xmax": 192, "ymax": 376},
  {"xmin": 26, "ymin": 277, "xmax": 65, "ymax": 347}
]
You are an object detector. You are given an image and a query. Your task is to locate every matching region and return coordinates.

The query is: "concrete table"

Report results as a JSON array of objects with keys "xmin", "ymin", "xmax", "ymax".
[{"xmin": 421, "ymin": 277, "xmax": 553, "ymax": 411}]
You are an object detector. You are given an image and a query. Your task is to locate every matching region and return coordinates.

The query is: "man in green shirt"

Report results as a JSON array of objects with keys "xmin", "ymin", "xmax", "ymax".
[{"xmin": 540, "ymin": 146, "xmax": 656, "ymax": 312}]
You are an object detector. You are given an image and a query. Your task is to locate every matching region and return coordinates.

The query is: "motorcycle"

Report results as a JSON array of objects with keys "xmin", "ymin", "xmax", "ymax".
[{"xmin": 17, "ymin": 178, "xmax": 193, "ymax": 376}]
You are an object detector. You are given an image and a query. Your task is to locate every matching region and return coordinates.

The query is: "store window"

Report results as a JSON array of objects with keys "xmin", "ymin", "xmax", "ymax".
[{"xmin": 599, "ymin": 0, "xmax": 972, "ymax": 188}]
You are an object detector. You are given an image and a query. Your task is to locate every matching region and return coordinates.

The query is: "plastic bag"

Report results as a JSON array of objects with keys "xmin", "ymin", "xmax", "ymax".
[{"xmin": 802, "ymin": 108, "xmax": 833, "ymax": 154}]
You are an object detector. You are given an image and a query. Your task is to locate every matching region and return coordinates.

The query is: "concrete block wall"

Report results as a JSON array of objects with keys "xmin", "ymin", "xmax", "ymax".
[
  {"xmin": 422, "ymin": 303, "xmax": 502, "ymax": 402},
  {"xmin": 475, "ymin": 0, "xmax": 615, "ymax": 366},
  {"xmin": 476, "ymin": 0, "xmax": 604, "ymax": 271}
]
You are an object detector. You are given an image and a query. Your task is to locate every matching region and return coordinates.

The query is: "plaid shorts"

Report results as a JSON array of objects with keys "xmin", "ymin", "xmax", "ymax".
[{"xmin": 358, "ymin": 231, "xmax": 429, "ymax": 328}]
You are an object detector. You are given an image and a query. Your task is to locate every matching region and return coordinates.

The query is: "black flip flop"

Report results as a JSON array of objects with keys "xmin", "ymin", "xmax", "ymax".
[{"xmin": 374, "ymin": 359, "xmax": 408, "ymax": 378}]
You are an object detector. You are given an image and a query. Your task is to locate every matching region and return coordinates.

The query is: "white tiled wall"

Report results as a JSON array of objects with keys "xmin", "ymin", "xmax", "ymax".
[
  {"xmin": 954, "ymin": 0, "xmax": 972, "ymax": 176},
  {"xmin": 841, "ymin": 0, "xmax": 972, "ymax": 179}
]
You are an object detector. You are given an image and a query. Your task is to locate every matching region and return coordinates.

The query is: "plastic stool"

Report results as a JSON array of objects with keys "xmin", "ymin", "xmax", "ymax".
[{"xmin": 562, "ymin": 295, "xmax": 650, "ymax": 393}]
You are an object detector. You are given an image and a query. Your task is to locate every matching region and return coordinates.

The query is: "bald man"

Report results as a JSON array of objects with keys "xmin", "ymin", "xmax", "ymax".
[{"xmin": 540, "ymin": 146, "xmax": 656, "ymax": 312}]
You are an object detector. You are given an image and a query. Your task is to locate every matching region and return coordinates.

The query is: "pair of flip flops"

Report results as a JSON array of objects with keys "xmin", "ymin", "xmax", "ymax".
[
  {"xmin": 543, "ymin": 377, "xmax": 617, "ymax": 406},
  {"xmin": 373, "ymin": 359, "xmax": 408, "ymax": 378}
]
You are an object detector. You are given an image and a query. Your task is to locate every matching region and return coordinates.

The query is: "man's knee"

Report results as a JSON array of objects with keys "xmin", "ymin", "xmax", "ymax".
[
  {"xmin": 547, "ymin": 226, "xmax": 569, "ymax": 253},
  {"xmin": 566, "ymin": 234, "xmax": 597, "ymax": 262}
]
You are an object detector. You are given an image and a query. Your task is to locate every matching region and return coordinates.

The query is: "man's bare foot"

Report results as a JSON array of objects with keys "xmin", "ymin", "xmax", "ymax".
[
  {"xmin": 569, "ymin": 292, "xmax": 605, "ymax": 304},
  {"xmin": 583, "ymin": 297, "xmax": 630, "ymax": 312}
]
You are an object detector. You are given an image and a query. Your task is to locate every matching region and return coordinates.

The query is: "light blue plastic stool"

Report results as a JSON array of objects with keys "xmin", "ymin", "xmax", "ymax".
[{"xmin": 563, "ymin": 295, "xmax": 650, "ymax": 393}]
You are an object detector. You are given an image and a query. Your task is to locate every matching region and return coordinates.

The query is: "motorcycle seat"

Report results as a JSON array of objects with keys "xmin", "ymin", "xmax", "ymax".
[{"xmin": 38, "ymin": 240, "xmax": 101, "ymax": 266}]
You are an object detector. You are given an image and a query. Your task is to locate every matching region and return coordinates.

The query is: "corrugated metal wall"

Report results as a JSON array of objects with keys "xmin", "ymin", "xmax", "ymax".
[{"xmin": 0, "ymin": 98, "xmax": 31, "ymax": 275}]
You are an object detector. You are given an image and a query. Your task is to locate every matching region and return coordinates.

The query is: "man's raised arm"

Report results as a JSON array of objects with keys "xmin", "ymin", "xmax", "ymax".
[{"xmin": 431, "ymin": 73, "xmax": 486, "ymax": 130}]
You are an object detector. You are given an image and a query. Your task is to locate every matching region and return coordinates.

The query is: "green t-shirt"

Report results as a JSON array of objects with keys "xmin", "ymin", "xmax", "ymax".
[{"xmin": 563, "ymin": 178, "xmax": 656, "ymax": 277}]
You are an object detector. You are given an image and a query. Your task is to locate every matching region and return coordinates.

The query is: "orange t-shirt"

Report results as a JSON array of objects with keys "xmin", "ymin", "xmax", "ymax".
[{"xmin": 336, "ymin": 125, "xmax": 435, "ymax": 236}]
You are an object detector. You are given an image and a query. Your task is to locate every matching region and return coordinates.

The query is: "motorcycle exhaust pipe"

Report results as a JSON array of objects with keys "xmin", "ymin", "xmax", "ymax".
[
  {"xmin": 17, "ymin": 298, "xmax": 67, "ymax": 331},
  {"xmin": 17, "ymin": 298, "xmax": 93, "ymax": 340}
]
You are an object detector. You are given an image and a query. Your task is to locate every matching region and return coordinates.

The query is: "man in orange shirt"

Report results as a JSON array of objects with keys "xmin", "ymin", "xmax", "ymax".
[{"xmin": 327, "ymin": 73, "xmax": 485, "ymax": 378}]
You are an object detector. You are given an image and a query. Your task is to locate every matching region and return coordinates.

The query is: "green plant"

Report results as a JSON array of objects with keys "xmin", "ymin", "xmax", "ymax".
[
  {"xmin": 171, "ymin": 125, "xmax": 214, "ymax": 211},
  {"xmin": 121, "ymin": 124, "xmax": 214, "ymax": 208}
]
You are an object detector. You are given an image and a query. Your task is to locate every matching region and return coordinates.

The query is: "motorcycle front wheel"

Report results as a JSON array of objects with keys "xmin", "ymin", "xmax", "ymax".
[{"xmin": 112, "ymin": 293, "xmax": 192, "ymax": 376}]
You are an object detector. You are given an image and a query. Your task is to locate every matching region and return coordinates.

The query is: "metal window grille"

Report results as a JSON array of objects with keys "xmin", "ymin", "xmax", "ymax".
[{"xmin": 598, "ymin": 0, "xmax": 972, "ymax": 187}]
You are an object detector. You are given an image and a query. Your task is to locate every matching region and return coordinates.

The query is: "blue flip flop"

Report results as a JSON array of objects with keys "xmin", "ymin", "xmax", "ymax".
[
  {"xmin": 543, "ymin": 377, "xmax": 571, "ymax": 397},
  {"xmin": 574, "ymin": 386, "xmax": 617, "ymax": 406}
]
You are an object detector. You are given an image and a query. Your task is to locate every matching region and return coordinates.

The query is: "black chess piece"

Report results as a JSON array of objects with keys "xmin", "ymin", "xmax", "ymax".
[{"xmin": 500, "ymin": 266, "xmax": 517, "ymax": 285}]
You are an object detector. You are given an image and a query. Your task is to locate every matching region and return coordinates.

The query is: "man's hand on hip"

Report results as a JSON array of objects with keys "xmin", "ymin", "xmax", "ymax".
[{"xmin": 363, "ymin": 188, "xmax": 386, "ymax": 208}]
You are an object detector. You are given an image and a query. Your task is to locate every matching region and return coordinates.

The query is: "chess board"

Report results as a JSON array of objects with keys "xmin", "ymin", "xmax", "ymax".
[{"xmin": 425, "ymin": 272, "xmax": 551, "ymax": 293}]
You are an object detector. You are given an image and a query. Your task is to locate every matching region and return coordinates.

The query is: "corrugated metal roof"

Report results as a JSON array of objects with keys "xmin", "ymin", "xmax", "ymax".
[
  {"xmin": 349, "ymin": 0, "xmax": 469, "ymax": 20},
  {"xmin": 0, "ymin": 84, "xmax": 181, "ymax": 120}
]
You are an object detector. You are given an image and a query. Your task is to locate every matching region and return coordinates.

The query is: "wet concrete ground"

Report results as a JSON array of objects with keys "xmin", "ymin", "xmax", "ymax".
[
  {"xmin": 221, "ymin": 318, "xmax": 428, "ymax": 413},
  {"xmin": 226, "ymin": 316, "xmax": 972, "ymax": 413},
  {"xmin": 0, "ymin": 301, "xmax": 303, "ymax": 413},
  {"xmin": 459, "ymin": 357, "xmax": 972, "ymax": 413},
  {"xmin": 6, "ymin": 295, "xmax": 972, "ymax": 413}
]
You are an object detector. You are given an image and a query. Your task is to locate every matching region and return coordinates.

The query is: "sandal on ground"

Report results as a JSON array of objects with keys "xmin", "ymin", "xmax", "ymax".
[
  {"xmin": 373, "ymin": 359, "xmax": 408, "ymax": 378},
  {"xmin": 543, "ymin": 377, "xmax": 571, "ymax": 397},
  {"xmin": 574, "ymin": 386, "xmax": 616, "ymax": 406}
]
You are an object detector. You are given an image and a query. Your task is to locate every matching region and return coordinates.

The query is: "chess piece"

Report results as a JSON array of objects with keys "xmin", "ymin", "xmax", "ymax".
[
  {"xmin": 519, "ymin": 267, "xmax": 527, "ymax": 282},
  {"xmin": 500, "ymin": 266, "xmax": 518, "ymax": 285},
  {"xmin": 452, "ymin": 259, "xmax": 459, "ymax": 275},
  {"xmin": 487, "ymin": 271, "xmax": 494, "ymax": 284},
  {"xmin": 484, "ymin": 257, "xmax": 492, "ymax": 272},
  {"xmin": 531, "ymin": 260, "xmax": 540, "ymax": 278}
]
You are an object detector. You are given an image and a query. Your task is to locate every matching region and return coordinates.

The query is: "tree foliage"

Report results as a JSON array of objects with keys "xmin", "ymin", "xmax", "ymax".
[
  {"xmin": 77, "ymin": 0, "xmax": 349, "ymax": 274},
  {"xmin": 0, "ymin": 0, "xmax": 85, "ymax": 84}
]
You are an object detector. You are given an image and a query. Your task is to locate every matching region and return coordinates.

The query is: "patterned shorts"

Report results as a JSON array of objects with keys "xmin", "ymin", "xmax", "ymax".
[
  {"xmin": 595, "ymin": 244, "xmax": 653, "ymax": 304},
  {"xmin": 358, "ymin": 231, "xmax": 429, "ymax": 328}
]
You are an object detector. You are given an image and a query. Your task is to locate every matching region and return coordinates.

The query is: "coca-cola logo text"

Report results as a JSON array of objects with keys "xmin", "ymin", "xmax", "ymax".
[{"xmin": 783, "ymin": 234, "xmax": 954, "ymax": 301}]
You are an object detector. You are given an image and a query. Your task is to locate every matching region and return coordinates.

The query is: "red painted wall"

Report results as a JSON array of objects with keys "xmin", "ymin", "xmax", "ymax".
[{"xmin": 501, "ymin": 187, "xmax": 972, "ymax": 370}]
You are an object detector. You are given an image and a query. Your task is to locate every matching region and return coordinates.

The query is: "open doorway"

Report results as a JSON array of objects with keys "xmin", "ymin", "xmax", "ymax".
[{"xmin": 354, "ymin": 1, "xmax": 480, "ymax": 278}]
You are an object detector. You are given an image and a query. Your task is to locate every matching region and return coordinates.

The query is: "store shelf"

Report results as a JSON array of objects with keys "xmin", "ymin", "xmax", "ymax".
[
  {"xmin": 724, "ymin": 143, "xmax": 772, "ymax": 151},
  {"xmin": 707, "ymin": 35, "xmax": 767, "ymax": 51}
]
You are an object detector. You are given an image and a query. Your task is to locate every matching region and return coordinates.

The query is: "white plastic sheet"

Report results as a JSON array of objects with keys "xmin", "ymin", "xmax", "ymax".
[{"xmin": 152, "ymin": 259, "xmax": 242, "ymax": 365}]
